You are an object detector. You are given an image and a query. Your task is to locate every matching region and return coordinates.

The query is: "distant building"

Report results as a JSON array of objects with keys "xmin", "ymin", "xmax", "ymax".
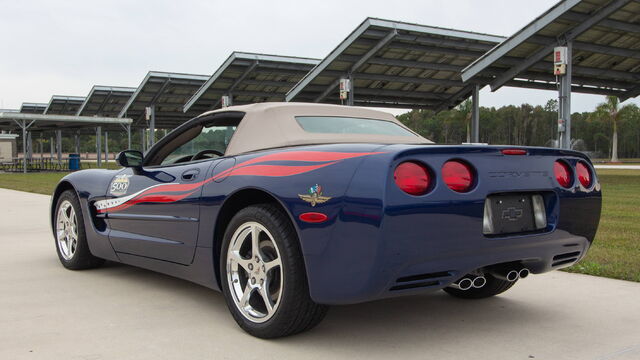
[{"xmin": 0, "ymin": 134, "xmax": 18, "ymax": 162}]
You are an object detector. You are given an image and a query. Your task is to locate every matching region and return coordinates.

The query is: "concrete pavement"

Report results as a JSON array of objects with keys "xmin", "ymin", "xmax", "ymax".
[
  {"xmin": 594, "ymin": 165, "xmax": 640, "ymax": 170},
  {"xmin": 1, "ymin": 187, "xmax": 639, "ymax": 360}
]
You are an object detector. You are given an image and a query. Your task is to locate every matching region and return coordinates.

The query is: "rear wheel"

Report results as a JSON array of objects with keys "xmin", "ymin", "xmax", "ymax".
[
  {"xmin": 220, "ymin": 204, "xmax": 328, "ymax": 338},
  {"xmin": 443, "ymin": 274, "xmax": 516, "ymax": 299},
  {"xmin": 54, "ymin": 190, "xmax": 104, "ymax": 270}
]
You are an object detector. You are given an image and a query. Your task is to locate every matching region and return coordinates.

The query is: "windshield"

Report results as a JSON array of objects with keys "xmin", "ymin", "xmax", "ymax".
[
  {"xmin": 295, "ymin": 116, "xmax": 416, "ymax": 137},
  {"xmin": 161, "ymin": 125, "xmax": 236, "ymax": 165}
]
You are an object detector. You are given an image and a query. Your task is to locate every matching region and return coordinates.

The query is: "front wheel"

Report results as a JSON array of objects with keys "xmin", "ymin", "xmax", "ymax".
[
  {"xmin": 54, "ymin": 190, "xmax": 105, "ymax": 270},
  {"xmin": 220, "ymin": 204, "xmax": 328, "ymax": 338}
]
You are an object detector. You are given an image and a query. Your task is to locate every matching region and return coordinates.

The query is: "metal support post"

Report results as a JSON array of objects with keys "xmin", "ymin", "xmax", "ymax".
[
  {"xmin": 471, "ymin": 84, "xmax": 480, "ymax": 143},
  {"xmin": 21, "ymin": 121, "xmax": 27, "ymax": 173},
  {"xmin": 27, "ymin": 131, "xmax": 33, "ymax": 161},
  {"xmin": 104, "ymin": 131, "xmax": 109, "ymax": 163},
  {"xmin": 74, "ymin": 132, "xmax": 80, "ymax": 154},
  {"xmin": 39, "ymin": 133, "xmax": 44, "ymax": 162},
  {"xmin": 56, "ymin": 130, "xmax": 62, "ymax": 165},
  {"xmin": 347, "ymin": 73, "xmax": 354, "ymax": 106},
  {"xmin": 127, "ymin": 125, "xmax": 131, "ymax": 149},
  {"xmin": 140, "ymin": 128, "xmax": 146, "ymax": 152},
  {"xmin": 96, "ymin": 126, "xmax": 102, "ymax": 167},
  {"xmin": 149, "ymin": 105, "xmax": 156, "ymax": 148},
  {"xmin": 557, "ymin": 42, "xmax": 573, "ymax": 149},
  {"xmin": 50, "ymin": 136, "xmax": 54, "ymax": 159}
]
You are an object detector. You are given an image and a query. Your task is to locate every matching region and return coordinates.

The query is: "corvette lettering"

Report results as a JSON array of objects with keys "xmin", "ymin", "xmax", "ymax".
[{"xmin": 488, "ymin": 170, "xmax": 548, "ymax": 178}]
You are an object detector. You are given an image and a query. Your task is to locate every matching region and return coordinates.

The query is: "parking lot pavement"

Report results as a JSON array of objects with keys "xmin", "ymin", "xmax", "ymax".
[
  {"xmin": 594, "ymin": 165, "xmax": 640, "ymax": 170},
  {"xmin": 1, "ymin": 188, "xmax": 639, "ymax": 360}
]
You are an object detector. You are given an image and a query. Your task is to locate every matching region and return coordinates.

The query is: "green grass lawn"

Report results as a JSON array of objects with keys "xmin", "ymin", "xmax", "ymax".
[
  {"xmin": 0, "ymin": 172, "xmax": 69, "ymax": 195},
  {"xmin": 564, "ymin": 169, "xmax": 640, "ymax": 282},
  {"xmin": 0, "ymin": 167, "xmax": 638, "ymax": 282}
]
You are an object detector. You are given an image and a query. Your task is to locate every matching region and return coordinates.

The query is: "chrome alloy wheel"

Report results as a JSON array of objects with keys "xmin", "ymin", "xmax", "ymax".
[
  {"xmin": 56, "ymin": 200, "xmax": 78, "ymax": 260},
  {"xmin": 226, "ymin": 221, "xmax": 283, "ymax": 323}
]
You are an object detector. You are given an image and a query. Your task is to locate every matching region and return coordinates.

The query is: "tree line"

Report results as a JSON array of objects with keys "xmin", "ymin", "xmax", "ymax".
[{"xmin": 398, "ymin": 96, "xmax": 640, "ymax": 160}]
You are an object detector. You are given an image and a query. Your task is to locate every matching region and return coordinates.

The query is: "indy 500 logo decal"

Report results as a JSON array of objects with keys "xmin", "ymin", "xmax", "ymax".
[{"xmin": 109, "ymin": 175, "xmax": 131, "ymax": 196}]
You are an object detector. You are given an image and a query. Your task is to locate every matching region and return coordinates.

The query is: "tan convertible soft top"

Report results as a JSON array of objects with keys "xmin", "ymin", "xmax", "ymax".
[{"xmin": 200, "ymin": 102, "xmax": 433, "ymax": 156}]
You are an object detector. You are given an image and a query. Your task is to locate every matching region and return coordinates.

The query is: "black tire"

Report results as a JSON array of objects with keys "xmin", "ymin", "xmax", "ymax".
[
  {"xmin": 443, "ymin": 274, "xmax": 517, "ymax": 299},
  {"xmin": 54, "ymin": 190, "xmax": 105, "ymax": 270},
  {"xmin": 220, "ymin": 204, "xmax": 328, "ymax": 338}
]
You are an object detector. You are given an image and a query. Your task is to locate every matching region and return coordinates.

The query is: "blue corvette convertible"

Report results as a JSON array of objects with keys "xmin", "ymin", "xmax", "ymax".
[{"xmin": 51, "ymin": 103, "xmax": 601, "ymax": 338}]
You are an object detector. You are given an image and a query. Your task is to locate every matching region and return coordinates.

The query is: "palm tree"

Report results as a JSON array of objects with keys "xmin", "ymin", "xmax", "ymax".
[{"xmin": 595, "ymin": 96, "xmax": 627, "ymax": 162}]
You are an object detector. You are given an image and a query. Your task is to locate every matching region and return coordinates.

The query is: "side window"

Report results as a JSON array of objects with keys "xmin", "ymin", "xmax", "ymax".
[{"xmin": 161, "ymin": 125, "xmax": 237, "ymax": 165}]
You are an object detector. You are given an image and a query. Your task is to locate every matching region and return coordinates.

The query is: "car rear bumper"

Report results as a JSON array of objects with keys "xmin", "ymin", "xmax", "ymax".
[{"xmin": 304, "ymin": 229, "xmax": 590, "ymax": 305}]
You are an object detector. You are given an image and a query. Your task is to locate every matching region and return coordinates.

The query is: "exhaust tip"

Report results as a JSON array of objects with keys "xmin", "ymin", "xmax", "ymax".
[
  {"xmin": 506, "ymin": 270, "xmax": 519, "ymax": 282},
  {"xmin": 458, "ymin": 278, "xmax": 473, "ymax": 291},
  {"xmin": 472, "ymin": 276, "xmax": 486, "ymax": 289},
  {"xmin": 518, "ymin": 268, "xmax": 530, "ymax": 279}
]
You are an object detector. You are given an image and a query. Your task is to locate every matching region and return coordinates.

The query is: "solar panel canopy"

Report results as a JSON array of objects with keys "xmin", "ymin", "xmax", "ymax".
[
  {"xmin": 77, "ymin": 85, "xmax": 136, "ymax": 117},
  {"xmin": 20, "ymin": 102, "xmax": 48, "ymax": 114},
  {"xmin": 462, "ymin": 0, "xmax": 640, "ymax": 100},
  {"xmin": 286, "ymin": 17, "xmax": 506, "ymax": 110},
  {"xmin": 0, "ymin": 112, "xmax": 132, "ymax": 132},
  {"xmin": 183, "ymin": 52, "xmax": 320, "ymax": 114},
  {"xmin": 119, "ymin": 71, "xmax": 209, "ymax": 128},
  {"xmin": 43, "ymin": 95, "xmax": 86, "ymax": 115}
]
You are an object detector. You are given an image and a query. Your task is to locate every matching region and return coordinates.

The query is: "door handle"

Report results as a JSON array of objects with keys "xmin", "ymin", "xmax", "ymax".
[{"xmin": 181, "ymin": 168, "xmax": 200, "ymax": 181}]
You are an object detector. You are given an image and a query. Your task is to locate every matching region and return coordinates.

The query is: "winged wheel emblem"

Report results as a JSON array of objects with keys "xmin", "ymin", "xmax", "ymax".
[{"xmin": 298, "ymin": 184, "xmax": 331, "ymax": 207}]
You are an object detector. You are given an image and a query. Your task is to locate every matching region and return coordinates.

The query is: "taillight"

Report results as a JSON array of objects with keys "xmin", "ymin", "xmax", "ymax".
[
  {"xmin": 394, "ymin": 161, "xmax": 430, "ymax": 195},
  {"xmin": 576, "ymin": 161, "xmax": 592, "ymax": 188},
  {"xmin": 442, "ymin": 160, "xmax": 474, "ymax": 193},
  {"xmin": 554, "ymin": 160, "xmax": 572, "ymax": 188}
]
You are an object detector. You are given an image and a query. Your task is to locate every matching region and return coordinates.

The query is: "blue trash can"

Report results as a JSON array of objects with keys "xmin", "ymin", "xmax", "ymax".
[{"xmin": 68, "ymin": 153, "xmax": 81, "ymax": 171}]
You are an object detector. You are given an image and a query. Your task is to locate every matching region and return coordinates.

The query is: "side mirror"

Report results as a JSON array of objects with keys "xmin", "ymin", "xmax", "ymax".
[{"xmin": 116, "ymin": 150, "xmax": 143, "ymax": 168}]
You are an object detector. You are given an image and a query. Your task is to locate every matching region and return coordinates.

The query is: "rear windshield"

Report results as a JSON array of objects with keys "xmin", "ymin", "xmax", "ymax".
[{"xmin": 295, "ymin": 116, "xmax": 416, "ymax": 137}]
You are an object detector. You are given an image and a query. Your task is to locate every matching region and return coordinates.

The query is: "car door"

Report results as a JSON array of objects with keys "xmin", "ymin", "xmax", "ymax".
[
  {"xmin": 103, "ymin": 115, "xmax": 240, "ymax": 265},
  {"xmin": 105, "ymin": 159, "xmax": 213, "ymax": 265}
]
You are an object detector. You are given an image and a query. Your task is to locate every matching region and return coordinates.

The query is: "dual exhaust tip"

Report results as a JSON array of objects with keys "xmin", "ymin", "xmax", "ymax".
[
  {"xmin": 500, "ymin": 268, "xmax": 530, "ymax": 282},
  {"xmin": 452, "ymin": 268, "xmax": 530, "ymax": 291},
  {"xmin": 451, "ymin": 275, "xmax": 487, "ymax": 291}
]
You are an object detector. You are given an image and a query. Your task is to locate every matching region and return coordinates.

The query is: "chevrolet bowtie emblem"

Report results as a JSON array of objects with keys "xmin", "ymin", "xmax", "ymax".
[{"xmin": 298, "ymin": 184, "xmax": 331, "ymax": 207}]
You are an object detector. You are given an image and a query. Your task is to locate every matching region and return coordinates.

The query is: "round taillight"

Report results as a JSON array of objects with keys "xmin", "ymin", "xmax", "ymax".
[
  {"xmin": 394, "ymin": 161, "xmax": 430, "ymax": 196},
  {"xmin": 554, "ymin": 160, "xmax": 572, "ymax": 188},
  {"xmin": 576, "ymin": 162, "xmax": 592, "ymax": 188},
  {"xmin": 442, "ymin": 160, "xmax": 474, "ymax": 193}
]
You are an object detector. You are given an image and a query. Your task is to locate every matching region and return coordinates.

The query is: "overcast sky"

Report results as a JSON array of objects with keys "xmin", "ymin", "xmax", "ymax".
[{"xmin": 1, "ymin": 0, "xmax": 638, "ymax": 113}]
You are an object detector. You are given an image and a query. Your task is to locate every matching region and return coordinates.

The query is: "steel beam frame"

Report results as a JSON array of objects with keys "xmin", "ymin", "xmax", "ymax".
[
  {"xmin": 13, "ymin": 119, "xmax": 35, "ymax": 173},
  {"xmin": 354, "ymin": 72, "xmax": 463, "ymax": 87},
  {"xmin": 529, "ymin": 35, "xmax": 640, "ymax": 60},
  {"xmin": 561, "ymin": 9, "xmax": 640, "ymax": 34},
  {"xmin": 225, "ymin": 60, "xmax": 259, "ymax": 101},
  {"xmin": 315, "ymin": 30, "xmax": 397, "ymax": 104},
  {"xmin": 488, "ymin": 0, "xmax": 632, "ymax": 91},
  {"xmin": 621, "ymin": 85, "xmax": 640, "ymax": 101}
]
